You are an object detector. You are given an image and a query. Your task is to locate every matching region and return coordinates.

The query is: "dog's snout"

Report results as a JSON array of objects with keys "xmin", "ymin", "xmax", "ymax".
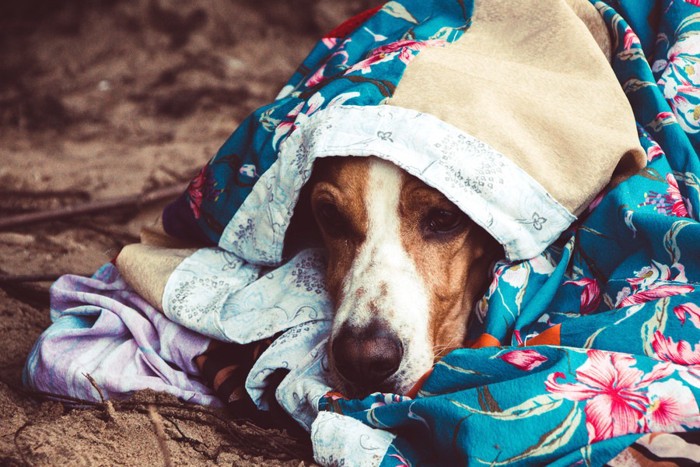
[{"xmin": 332, "ymin": 323, "xmax": 403, "ymax": 390}]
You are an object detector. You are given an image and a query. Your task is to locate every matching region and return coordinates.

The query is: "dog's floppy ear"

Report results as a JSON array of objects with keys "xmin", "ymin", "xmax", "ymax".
[{"xmin": 282, "ymin": 163, "xmax": 324, "ymax": 259}]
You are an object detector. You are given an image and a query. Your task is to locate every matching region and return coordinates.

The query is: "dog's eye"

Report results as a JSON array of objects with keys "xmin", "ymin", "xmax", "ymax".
[
  {"xmin": 316, "ymin": 202, "xmax": 348, "ymax": 236},
  {"xmin": 425, "ymin": 208, "xmax": 466, "ymax": 235}
]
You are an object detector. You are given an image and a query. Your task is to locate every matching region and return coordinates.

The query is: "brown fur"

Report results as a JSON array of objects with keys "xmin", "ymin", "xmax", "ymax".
[
  {"xmin": 309, "ymin": 157, "xmax": 370, "ymax": 306},
  {"xmin": 310, "ymin": 156, "xmax": 502, "ymax": 392},
  {"xmin": 396, "ymin": 176, "xmax": 501, "ymax": 359}
]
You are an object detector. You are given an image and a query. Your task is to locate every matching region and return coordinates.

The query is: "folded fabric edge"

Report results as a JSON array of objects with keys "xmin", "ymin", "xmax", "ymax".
[
  {"xmin": 311, "ymin": 411, "xmax": 396, "ymax": 466},
  {"xmin": 220, "ymin": 104, "xmax": 577, "ymax": 264}
]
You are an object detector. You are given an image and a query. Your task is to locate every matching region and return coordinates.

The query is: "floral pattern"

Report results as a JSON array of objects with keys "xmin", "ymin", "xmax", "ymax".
[
  {"xmin": 162, "ymin": 0, "xmax": 471, "ymax": 245},
  {"xmin": 639, "ymin": 173, "xmax": 690, "ymax": 217},
  {"xmin": 346, "ymin": 39, "xmax": 446, "ymax": 74},
  {"xmin": 613, "ymin": 260, "xmax": 693, "ymax": 308},
  {"xmin": 545, "ymin": 350, "xmax": 672, "ymax": 442},
  {"xmin": 645, "ymin": 380, "xmax": 700, "ymax": 431},
  {"xmin": 674, "ymin": 302, "xmax": 700, "ymax": 327},
  {"xmin": 25, "ymin": 1, "xmax": 700, "ymax": 466},
  {"xmin": 564, "ymin": 277, "xmax": 602, "ymax": 314},
  {"xmin": 186, "ymin": 166, "xmax": 222, "ymax": 219},
  {"xmin": 149, "ymin": 0, "xmax": 700, "ymax": 465},
  {"xmin": 652, "ymin": 331, "xmax": 700, "ymax": 364},
  {"xmin": 499, "ymin": 349, "xmax": 548, "ymax": 371},
  {"xmin": 656, "ymin": 32, "xmax": 700, "ymax": 133},
  {"xmin": 315, "ymin": 1, "xmax": 700, "ymax": 465}
]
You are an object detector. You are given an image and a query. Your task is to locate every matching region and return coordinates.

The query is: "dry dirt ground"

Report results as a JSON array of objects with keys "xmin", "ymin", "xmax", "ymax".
[{"xmin": 0, "ymin": 1, "xmax": 375, "ymax": 464}]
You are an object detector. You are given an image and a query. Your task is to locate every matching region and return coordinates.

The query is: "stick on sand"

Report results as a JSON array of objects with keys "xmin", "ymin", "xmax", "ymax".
[{"xmin": 0, "ymin": 184, "xmax": 186, "ymax": 230}]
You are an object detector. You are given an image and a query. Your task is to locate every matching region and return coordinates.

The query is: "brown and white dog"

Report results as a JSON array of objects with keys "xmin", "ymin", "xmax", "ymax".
[
  {"xmin": 293, "ymin": 0, "xmax": 620, "ymax": 400},
  {"xmin": 307, "ymin": 156, "xmax": 502, "ymax": 398}
]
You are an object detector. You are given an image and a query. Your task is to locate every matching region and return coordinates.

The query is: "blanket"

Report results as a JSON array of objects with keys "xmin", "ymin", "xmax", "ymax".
[{"xmin": 24, "ymin": 0, "xmax": 700, "ymax": 465}]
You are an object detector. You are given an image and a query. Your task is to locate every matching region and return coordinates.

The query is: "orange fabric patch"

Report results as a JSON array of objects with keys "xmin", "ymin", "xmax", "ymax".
[
  {"xmin": 524, "ymin": 324, "xmax": 561, "ymax": 346},
  {"xmin": 466, "ymin": 333, "xmax": 501, "ymax": 349},
  {"xmin": 406, "ymin": 368, "xmax": 433, "ymax": 398}
]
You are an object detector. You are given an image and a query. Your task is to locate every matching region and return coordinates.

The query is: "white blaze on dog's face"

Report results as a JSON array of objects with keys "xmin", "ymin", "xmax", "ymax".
[{"xmin": 310, "ymin": 156, "xmax": 501, "ymax": 397}]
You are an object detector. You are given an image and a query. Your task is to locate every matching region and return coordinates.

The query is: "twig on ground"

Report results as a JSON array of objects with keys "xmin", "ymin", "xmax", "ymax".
[
  {"xmin": 83, "ymin": 373, "xmax": 117, "ymax": 422},
  {"xmin": 148, "ymin": 405, "xmax": 174, "ymax": 467},
  {"xmin": 13, "ymin": 421, "xmax": 33, "ymax": 467},
  {"xmin": 17, "ymin": 386, "xmax": 314, "ymax": 461},
  {"xmin": 161, "ymin": 414, "xmax": 220, "ymax": 461},
  {"xmin": 0, "ymin": 184, "xmax": 186, "ymax": 230}
]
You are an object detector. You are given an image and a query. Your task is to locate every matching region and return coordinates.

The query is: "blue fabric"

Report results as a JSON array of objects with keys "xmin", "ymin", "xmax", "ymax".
[
  {"xmin": 158, "ymin": 0, "xmax": 700, "ymax": 463},
  {"xmin": 28, "ymin": 0, "xmax": 700, "ymax": 463},
  {"xmin": 163, "ymin": 0, "xmax": 472, "ymax": 245},
  {"xmin": 315, "ymin": 0, "xmax": 700, "ymax": 465}
]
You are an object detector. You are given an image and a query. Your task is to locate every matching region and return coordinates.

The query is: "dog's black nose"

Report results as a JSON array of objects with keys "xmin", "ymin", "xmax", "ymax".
[{"xmin": 331, "ymin": 323, "xmax": 403, "ymax": 390}]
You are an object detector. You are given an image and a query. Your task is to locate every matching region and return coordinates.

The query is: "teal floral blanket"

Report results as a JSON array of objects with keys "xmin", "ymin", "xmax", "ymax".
[
  {"xmin": 159, "ymin": 0, "xmax": 700, "ymax": 464},
  {"xmin": 22, "ymin": 0, "xmax": 700, "ymax": 464},
  {"xmin": 312, "ymin": 1, "xmax": 700, "ymax": 465}
]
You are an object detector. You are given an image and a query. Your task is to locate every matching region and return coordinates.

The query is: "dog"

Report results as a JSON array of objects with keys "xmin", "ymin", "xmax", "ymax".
[
  {"xmin": 288, "ymin": 0, "xmax": 618, "ymax": 399},
  {"xmin": 305, "ymin": 156, "xmax": 502, "ymax": 398}
]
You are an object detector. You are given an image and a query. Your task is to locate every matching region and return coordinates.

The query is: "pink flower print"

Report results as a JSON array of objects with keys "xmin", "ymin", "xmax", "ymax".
[
  {"xmin": 272, "ymin": 101, "xmax": 304, "ymax": 148},
  {"xmin": 321, "ymin": 37, "xmax": 339, "ymax": 49},
  {"xmin": 565, "ymin": 277, "xmax": 601, "ymax": 314},
  {"xmin": 272, "ymin": 92, "xmax": 333, "ymax": 147},
  {"xmin": 674, "ymin": 302, "xmax": 700, "ymax": 328},
  {"xmin": 615, "ymin": 260, "xmax": 692, "ymax": 308},
  {"xmin": 616, "ymin": 283, "xmax": 694, "ymax": 308},
  {"xmin": 187, "ymin": 166, "xmax": 206, "ymax": 219},
  {"xmin": 305, "ymin": 49, "xmax": 350, "ymax": 88},
  {"xmin": 657, "ymin": 32, "xmax": 700, "ymax": 133},
  {"xmin": 370, "ymin": 393, "xmax": 404, "ymax": 409},
  {"xmin": 545, "ymin": 350, "xmax": 672, "ymax": 442},
  {"xmin": 647, "ymin": 111, "xmax": 677, "ymax": 132},
  {"xmin": 474, "ymin": 261, "xmax": 508, "ymax": 323},
  {"xmin": 627, "ymin": 262, "xmax": 669, "ymax": 288},
  {"xmin": 387, "ymin": 454, "xmax": 411, "ymax": 467},
  {"xmin": 487, "ymin": 262, "xmax": 508, "ymax": 294},
  {"xmin": 586, "ymin": 190, "xmax": 606, "ymax": 213},
  {"xmin": 652, "ymin": 331, "xmax": 700, "ymax": 365},
  {"xmin": 645, "ymin": 380, "xmax": 700, "ymax": 431},
  {"xmin": 680, "ymin": 366, "xmax": 700, "ymax": 388},
  {"xmin": 513, "ymin": 329, "xmax": 524, "ymax": 346},
  {"xmin": 645, "ymin": 140, "xmax": 664, "ymax": 162},
  {"xmin": 627, "ymin": 260, "xmax": 687, "ymax": 289},
  {"xmin": 305, "ymin": 64, "xmax": 329, "ymax": 88},
  {"xmin": 665, "ymin": 78, "xmax": 700, "ymax": 133},
  {"xmin": 639, "ymin": 173, "xmax": 690, "ymax": 217},
  {"xmin": 347, "ymin": 39, "xmax": 446, "ymax": 74},
  {"xmin": 666, "ymin": 173, "xmax": 690, "ymax": 217},
  {"xmin": 271, "ymin": 96, "xmax": 324, "ymax": 147},
  {"xmin": 623, "ymin": 26, "xmax": 640, "ymax": 51},
  {"xmin": 500, "ymin": 349, "xmax": 548, "ymax": 371}
]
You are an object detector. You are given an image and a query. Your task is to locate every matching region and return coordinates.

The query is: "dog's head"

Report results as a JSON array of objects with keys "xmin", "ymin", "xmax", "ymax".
[{"xmin": 305, "ymin": 156, "xmax": 502, "ymax": 397}]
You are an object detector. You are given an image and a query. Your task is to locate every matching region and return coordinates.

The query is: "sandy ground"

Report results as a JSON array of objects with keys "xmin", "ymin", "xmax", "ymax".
[{"xmin": 0, "ymin": 1, "xmax": 375, "ymax": 464}]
